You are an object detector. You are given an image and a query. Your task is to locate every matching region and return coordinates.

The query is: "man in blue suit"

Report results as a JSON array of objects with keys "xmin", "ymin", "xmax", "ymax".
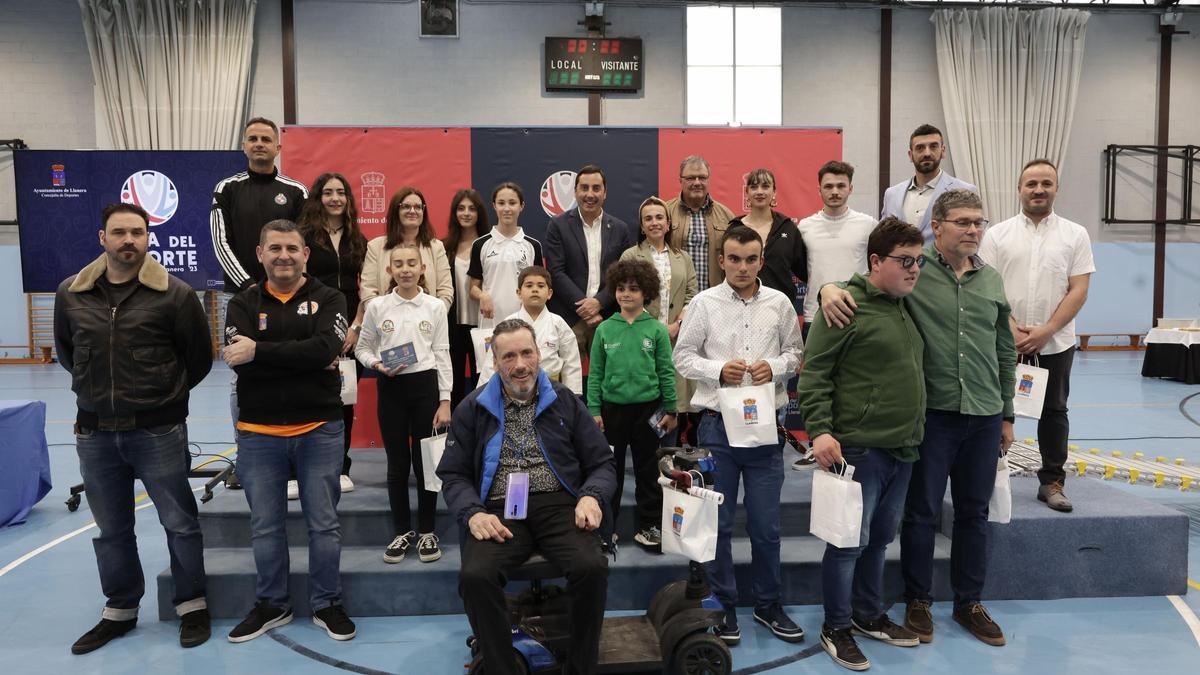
[
  {"xmin": 881, "ymin": 124, "xmax": 977, "ymax": 244},
  {"xmin": 545, "ymin": 164, "xmax": 635, "ymax": 354}
]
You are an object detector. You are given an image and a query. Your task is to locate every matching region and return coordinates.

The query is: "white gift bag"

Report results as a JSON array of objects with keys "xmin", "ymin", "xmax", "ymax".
[
  {"xmin": 420, "ymin": 431, "xmax": 447, "ymax": 493},
  {"xmin": 988, "ymin": 456, "xmax": 1012, "ymax": 524},
  {"xmin": 809, "ymin": 463, "xmax": 863, "ymax": 548},
  {"xmin": 716, "ymin": 384, "xmax": 777, "ymax": 448},
  {"xmin": 1013, "ymin": 360, "xmax": 1048, "ymax": 420},
  {"xmin": 660, "ymin": 484, "xmax": 722, "ymax": 563},
  {"xmin": 470, "ymin": 327, "xmax": 496, "ymax": 386},
  {"xmin": 337, "ymin": 358, "xmax": 358, "ymax": 405}
]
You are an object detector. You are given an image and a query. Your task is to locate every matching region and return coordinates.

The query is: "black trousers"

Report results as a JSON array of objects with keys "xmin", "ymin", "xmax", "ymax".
[
  {"xmin": 376, "ymin": 369, "xmax": 439, "ymax": 535},
  {"xmin": 601, "ymin": 399, "xmax": 664, "ymax": 531},
  {"xmin": 449, "ymin": 323, "xmax": 479, "ymax": 412},
  {"xmin": 1032, "ymin": 347, "xmax": 1074, "ymax": 486},
  {"xmin": 460, "ymin": 491, "xmax": 608, "ymax": 675}
]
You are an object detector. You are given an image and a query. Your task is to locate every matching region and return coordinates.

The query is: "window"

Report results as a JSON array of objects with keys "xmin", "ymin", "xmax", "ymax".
[{"xmin": 686, "ymin": 5, "xmax": 781, "ymax": 126}]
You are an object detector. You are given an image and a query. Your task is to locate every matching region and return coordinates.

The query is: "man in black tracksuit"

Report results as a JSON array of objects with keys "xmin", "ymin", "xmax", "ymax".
[
  {"xmin": 209, "ymin": 117, "xmax": 307, "ymax": 293},
  {"xmin": 221, "ymin": 220, "xmax": 357, "ymax": 644},
  {"xmin": 54, "ymin": 203, "xmax": 212, "ymax": 654},
  {"xmin": 210, "ymin": 116, "xmax": 308, "ymax": 472}
]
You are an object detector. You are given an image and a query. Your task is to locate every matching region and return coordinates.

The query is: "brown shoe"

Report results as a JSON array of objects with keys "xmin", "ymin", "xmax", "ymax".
[
  {"xmin": 1038, "ymin": 481, "xmax": 1073, "ymax": 512},
  {"xmin": 903, "ymin": 599, "xmax": 934, "ymax": 643},
  {"xmin": 953, "ymin": 602, "xmax": 1006, "ymax": 646}
]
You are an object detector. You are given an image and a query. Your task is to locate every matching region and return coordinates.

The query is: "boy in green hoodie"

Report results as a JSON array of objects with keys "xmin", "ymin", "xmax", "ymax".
[
  {"xmin": 797, "ymin": 218, "xmax": 927, "ymax": 671},
  {"xmin": 588, "ymin": 259, "xmax": 677, "ymax": 551}
]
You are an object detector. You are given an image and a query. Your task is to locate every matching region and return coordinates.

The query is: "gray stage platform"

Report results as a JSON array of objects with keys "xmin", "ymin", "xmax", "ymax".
[{"xmin": 157, "ymin": 452, "xmax": 1187, "ymax": 619}]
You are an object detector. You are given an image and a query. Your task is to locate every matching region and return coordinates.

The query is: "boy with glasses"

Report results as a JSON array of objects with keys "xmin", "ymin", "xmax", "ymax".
[{"xmin": 798, "ymin": 218, "xmax": 928, "ymax": 670}]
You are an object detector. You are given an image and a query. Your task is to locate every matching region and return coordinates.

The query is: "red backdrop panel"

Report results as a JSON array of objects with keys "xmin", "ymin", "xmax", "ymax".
[
  {"xmin": 657, "ymin": 128, "xmax": 843, "ymax": 221},
  {"xmin": 280, "ymin": 127, "xmax": 472, "ymax": 240}
]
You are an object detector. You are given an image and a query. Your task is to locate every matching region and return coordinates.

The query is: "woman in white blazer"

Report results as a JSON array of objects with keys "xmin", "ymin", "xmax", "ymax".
[{"xmin": 361, "ymin": 186, "xmax": 454, "ymax": 312}]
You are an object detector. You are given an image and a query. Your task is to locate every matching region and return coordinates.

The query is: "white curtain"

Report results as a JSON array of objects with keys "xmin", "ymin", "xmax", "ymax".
[
  {"xmin": 80, "ymin": 0, "xmax": 257, "ymax": 150},
  {"xmin": 933, "ymin": 7, "xmax": 1088, "ymax": 218}
]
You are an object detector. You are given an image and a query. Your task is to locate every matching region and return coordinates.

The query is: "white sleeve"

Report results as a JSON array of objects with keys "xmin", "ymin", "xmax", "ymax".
[
  {"xmin": 672, "ymin": 297, "xmax": 725, "ymax": 383},
  {"xmin": 558, "ymin": 316, "xmax": 583, "ymax": 395}
]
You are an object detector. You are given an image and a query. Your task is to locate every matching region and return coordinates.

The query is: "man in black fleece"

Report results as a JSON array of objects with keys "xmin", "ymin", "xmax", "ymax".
[{"xmin": 221, "ymin": 220, "xmax": 356, "ymax": 644}]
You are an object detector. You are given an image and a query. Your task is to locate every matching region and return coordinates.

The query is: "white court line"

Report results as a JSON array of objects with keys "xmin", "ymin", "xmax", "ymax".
[
  {"xmin": 1167, "ymin": 595, "xmax": 1200, "ymax": 648},
  {"xmin": 0, "ymin": 487, "xmax": 204, "ymax": 579}
]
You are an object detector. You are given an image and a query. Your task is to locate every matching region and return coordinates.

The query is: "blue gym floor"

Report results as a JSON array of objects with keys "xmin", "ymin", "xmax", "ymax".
[{"xmin": 1, "ymin": 351, "xmax": 1197, "ymax": 674}]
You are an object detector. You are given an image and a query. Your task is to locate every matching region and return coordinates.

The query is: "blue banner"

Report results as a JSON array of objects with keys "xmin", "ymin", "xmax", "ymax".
[
  {"xmin": 15, "ymin": 150, "xmax": 245, "ymax": 292},
  {"xmin": 468, "ymin": 127, "xmax": 659, "ymax": 243}
]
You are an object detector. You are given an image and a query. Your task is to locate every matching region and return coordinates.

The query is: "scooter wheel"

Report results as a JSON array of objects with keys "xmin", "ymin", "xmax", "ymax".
[
  {"xmin": 467, "ymin": 651, "xmax": 530, "ymax": 675},
  {"xmin": 672, "ymin": 632, "xmax": 732, "ymax": 675}
]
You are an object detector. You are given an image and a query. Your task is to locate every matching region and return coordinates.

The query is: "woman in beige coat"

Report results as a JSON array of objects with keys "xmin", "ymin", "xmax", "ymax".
[
  {"xmin": 361, "ymin": 186, "xmax": 453, "ymax": 311},
  {"xmin": 620, "ymin": 196, "xmax": 698, "ymax": 417}
]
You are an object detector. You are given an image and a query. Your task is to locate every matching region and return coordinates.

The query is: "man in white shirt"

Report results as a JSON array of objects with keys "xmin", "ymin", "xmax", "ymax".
[
  {"xmin": 881, "ymin": 124, "xmax": 977, "ymax": 244},
  {"xmin": 545, "ymin": 164, "xmax": 635, "ymax": 355},
  {"xmin": 792, "ymin": 161, "xmax": 878, "ymax": 470},
  {"xmin": 674, "ymin": 226, "xmax": 805, "ymax": 647},
  {"xmin": 797, "ymin": 161, "xmax": 878, "ymax": 337},
  {"xmin": 978, "ymin": 158, "xmax": 1095, "ymax": 512}
]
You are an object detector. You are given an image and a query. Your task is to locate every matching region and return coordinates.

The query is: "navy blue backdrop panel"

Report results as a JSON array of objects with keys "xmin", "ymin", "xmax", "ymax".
[
  {"xmin": 14, "ymin": 150, "xmax": 245, "ymax": 292},
  {"xmin": 469, "ymin": 127, "xmax": 659, "ymax": 243}
]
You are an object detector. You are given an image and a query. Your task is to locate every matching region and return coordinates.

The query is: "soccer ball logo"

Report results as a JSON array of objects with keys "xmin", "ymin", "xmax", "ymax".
[
  {"xmin": 540, "ymin": 170, "xmax": 577, "ymax": 217},
  {"xmin": 120, "ymin": 170, "xmax": 179, "ymax": 226}
]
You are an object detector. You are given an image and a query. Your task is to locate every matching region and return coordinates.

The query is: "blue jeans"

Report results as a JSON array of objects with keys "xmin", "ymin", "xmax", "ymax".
[
  {"xmin": 75, "ymin": 423, "xmax": 206, "ymax": 620},
  {"xmin": 700, "ymin": 413, "xmax": 784, "ymax": 609},
  {"xmin": 236, "ymin": 421, "xmax": 345, "ymax": 612},
  {"xmin": 821, "ymin": 447, "xmax": 913, "ymax": 629},
  {"xmin": 901, "ymin": 410, "xmax": 1001, "ymax": 609}
]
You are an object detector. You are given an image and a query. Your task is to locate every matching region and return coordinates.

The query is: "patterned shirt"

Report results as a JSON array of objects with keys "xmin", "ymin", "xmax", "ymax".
[
  {"xmin": 674, "ymin": 280, "xmax": 804, "ymax": 411},
  {"xmin": 650, "ymin": 246, "xmax": 672, "ymax": 323},
  {"xmin": 487, "ymin": 390, "xmax": 561, "ymax": 501},
  {"xmin": 683, "ymin": 195, "xmax": 713, "ymax": 292}
]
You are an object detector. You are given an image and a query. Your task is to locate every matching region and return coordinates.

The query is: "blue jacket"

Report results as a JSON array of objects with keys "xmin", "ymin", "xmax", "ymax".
[
  {"xmin": 545, "ymin": 208, "xmax": 635, "ymax": 325},
  {"xmin": 437, "ymin": 369, "xmax": 617, "ymax": 530},
  {"xmin": 880, "ymin": 172, "xmax": 977, "ymax": 244}
]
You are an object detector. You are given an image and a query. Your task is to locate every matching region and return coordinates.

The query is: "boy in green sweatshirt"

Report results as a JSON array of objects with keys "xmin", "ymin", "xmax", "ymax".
[
  {"xmin": 588, "ymin": 259, "xmax": 677, "ymax": 551},
  {"xmin": 797, "ymin": 218, "xmax": 927, "ymax": 671}
]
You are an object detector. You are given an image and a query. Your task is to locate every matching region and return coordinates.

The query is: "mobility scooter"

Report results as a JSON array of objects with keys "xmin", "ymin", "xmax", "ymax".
[{"xmin": 466, "ymin": 446, "xmax": 732, "ymax": 674}]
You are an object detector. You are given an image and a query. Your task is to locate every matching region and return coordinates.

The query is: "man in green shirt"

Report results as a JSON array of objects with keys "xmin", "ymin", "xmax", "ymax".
[
  {"xmin": 798, "ymin": 218, "xmax": 927, "ymax": 671},
  {"xmin": 819, "ymin": 189, "xmax": 1016, "ymax": 649}
]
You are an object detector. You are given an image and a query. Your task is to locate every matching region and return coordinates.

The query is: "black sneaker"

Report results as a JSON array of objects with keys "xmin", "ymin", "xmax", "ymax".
[
  {"xmin": 383, "ymin": 531, "xmax": 416, "ymax": 564},
  {"xmin": 417, "ymin": 532, "xmax": 442, "ymax": 563},
  {"xmin": 313, "ymin": 605, "xmax": 357, "ymax": 641},
  {"xmin": 714, "ymin": 610, "xmax": 741, "ymax": 646},
  {"xmin": 753, "ymin": 603, "xmax": 805, "ymax": 643},
  {"xmin": 227, "ymin": 600, "xmax": 293, "ymax": 643},
  {"xmin": 820, "ymin": 624, "xmax": 870, "ymax": 671},
  {"xmin": 792, "ymin": 454, "xmax": 818, "ymax": 470},
  {"xmin": 852, "ymin": 614, "xmax": 919, "ymax": 647},
  {"xmin": 71, "ymin": 618, "xmax": 136, "ymax": 655},
  {"xmin": 179, "ymin": 609, "xmax": 211, "ymax": 648},
  {"xmin": 633, "ymin": 526, "xmax": 662, "ymax": 551}
]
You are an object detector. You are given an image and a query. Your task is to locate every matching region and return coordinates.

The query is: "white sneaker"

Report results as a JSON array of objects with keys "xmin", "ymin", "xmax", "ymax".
[
  {"xmin": 339, "ymin": 475, "xmax": 355, "ymax": 493},
  {"xmin": 286, "ymin": 480, "xmax": 299, "ymax": 500}
]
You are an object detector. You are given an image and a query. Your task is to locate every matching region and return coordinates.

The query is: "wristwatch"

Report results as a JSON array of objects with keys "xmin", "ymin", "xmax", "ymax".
[{"xmin": 350, "ymin": 323, "xmax": 362, "ymax": 333}]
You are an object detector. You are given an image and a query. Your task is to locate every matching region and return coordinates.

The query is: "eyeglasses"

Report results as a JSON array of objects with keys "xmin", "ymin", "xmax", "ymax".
[
  {"xmin": 681, "ymin": 175, "xmax": 710, "ymax": 183},
  {"xmin": 399, "ymin": 204, "xmax": 425, "ymax": 212},
  {"xmin": 885, "ymin": 254, "xmax": 926, "ymax": 269},
  {"xmin": 938, "ymin": 218, "xmax": 988, "ymax": 230}
]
